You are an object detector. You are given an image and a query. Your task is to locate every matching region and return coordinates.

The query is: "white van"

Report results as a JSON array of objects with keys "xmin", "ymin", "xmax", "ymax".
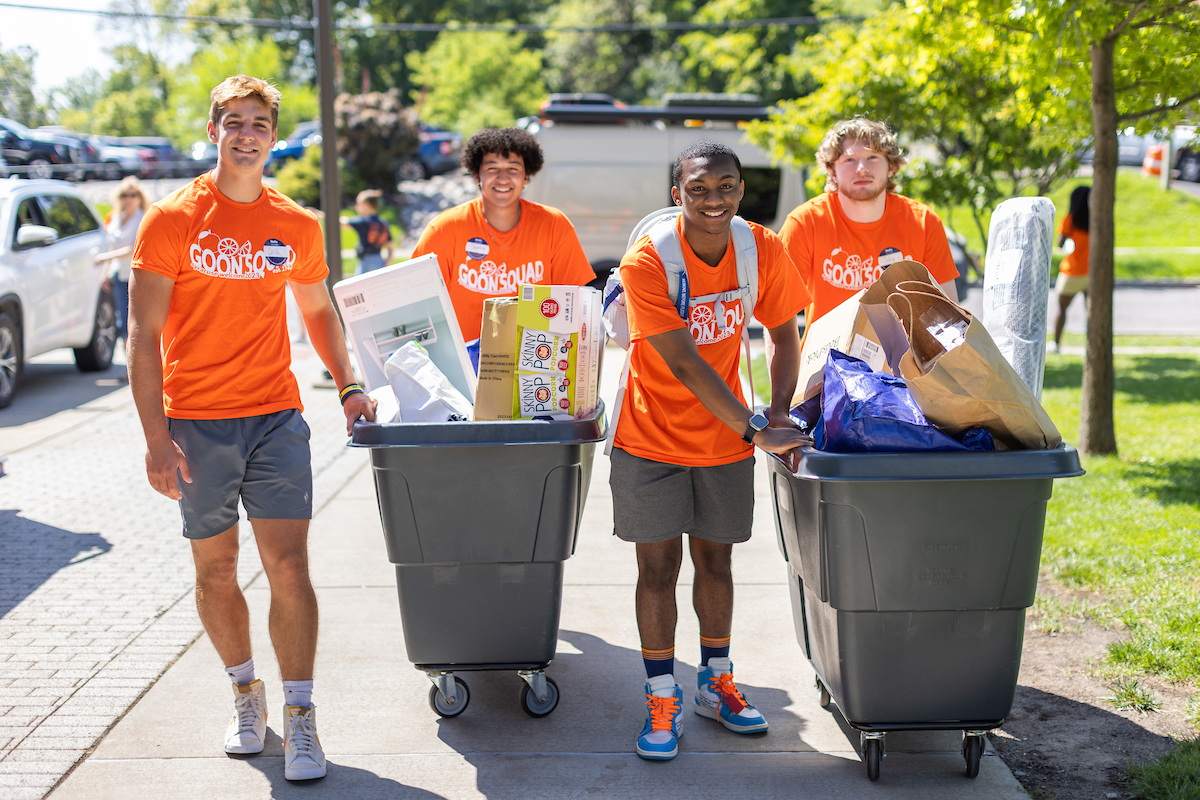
[{"xmin": 519, "ymin": 95, "xmax": 807, "ymax": 281}]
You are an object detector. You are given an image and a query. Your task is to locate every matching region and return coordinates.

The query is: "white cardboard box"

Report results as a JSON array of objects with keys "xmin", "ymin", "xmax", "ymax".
[{"xmin": 333, "ymin": 254, "xmax": 476, "ymax": 401}]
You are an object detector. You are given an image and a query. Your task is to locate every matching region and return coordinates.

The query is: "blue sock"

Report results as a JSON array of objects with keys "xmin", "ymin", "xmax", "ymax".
[
  {"xmin": 642, "ymin": 647, "xmax": 674, "ymax": 679},
  {"xmin": 700, "ymin": 635, "xmax": 730, "ymax": 667}
]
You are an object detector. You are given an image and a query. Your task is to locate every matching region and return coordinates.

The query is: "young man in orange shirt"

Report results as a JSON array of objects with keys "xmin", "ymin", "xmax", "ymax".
[
  {"xmin": 779, "ymin": 117, "xmax": 960, "ymax": 324},
  {"xmin": 411, "ymin": 127, "xmax": 595, "ymax": 346},
  {"xmin": 611, "ymin": 141, "xmax": 812, "ymax": 760},
  {"xmin": 128, "ymin": 75, "xmax": 376, "ymax": 782}
]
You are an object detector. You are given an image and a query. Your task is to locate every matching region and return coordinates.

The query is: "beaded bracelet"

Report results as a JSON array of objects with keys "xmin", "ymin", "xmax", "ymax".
[{"xmin": 339, "ymin": 383, "xmax": 365, "ymax": 405}]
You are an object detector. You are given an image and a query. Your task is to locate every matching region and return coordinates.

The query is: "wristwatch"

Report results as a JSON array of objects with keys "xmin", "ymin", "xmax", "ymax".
[{"xmin": 742, "ymin": 412, "xmax": 769, "ymax": 444}]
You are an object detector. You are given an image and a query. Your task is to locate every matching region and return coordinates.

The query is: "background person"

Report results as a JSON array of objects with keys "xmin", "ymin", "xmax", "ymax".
[
  {"xmin": 611, "ymin": 141, "xmax": 811, "ymax": 761},
  {"xmin": 411, "ymin": 127, "xmax": 594, "ymax": 346},
  {"xmin": 779, "ymin": 116, "xmax": 960, "ymax": 327},
  {"xmin": 340, "ymin": 189, "xmax": 393, "ymax": 274},
  {"xmin": 1053, "ymin": 185, "xmax": 1091, "ymax": 353},
  {"xmin": 94, "ymin": 176, "xmax": 150, "ymax": 345},
  {"xmin": 128, "ymin": 74, "xmax": 376, "ymax": 783}
]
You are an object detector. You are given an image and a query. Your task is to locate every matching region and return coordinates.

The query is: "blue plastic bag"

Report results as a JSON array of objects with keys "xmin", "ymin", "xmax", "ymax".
[{"xmin": 814, "ymin": 350, "xmax": 994, "ymax": 453}]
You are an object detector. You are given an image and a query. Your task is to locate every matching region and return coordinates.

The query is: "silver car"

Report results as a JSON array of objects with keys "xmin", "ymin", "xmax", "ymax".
[{"xmin": 0, "ymin": 180, "xmax": 115, "ymax": 408}]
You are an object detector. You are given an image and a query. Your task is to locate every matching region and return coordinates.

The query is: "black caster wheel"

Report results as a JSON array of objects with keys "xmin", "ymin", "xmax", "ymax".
[
  {"xmin": 864, "ymin": 737, "xmax": 882, "ymax": 782},
  {"xmin": 815, "ymin": 677, "xmax": 831, "ymax": 709},
  {"xmin": 963, "ymin": 734, "xmax": 983, "ymax": 778},
  {"xmin": 520, "ymin": 676, "xmax": 560, "ymax": 717},
  {"xmin": 428, "ymin": 678, "xmax": 470, "ymax": 717}
]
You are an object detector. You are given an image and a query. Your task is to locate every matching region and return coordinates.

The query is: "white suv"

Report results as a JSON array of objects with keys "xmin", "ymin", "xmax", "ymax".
[{"xmin": 0, "ymin": 180, "xmax": 115, "ymax": 408}]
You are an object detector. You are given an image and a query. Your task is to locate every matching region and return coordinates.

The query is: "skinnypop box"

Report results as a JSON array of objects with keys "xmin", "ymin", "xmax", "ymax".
[{"xmin": 513, "ymin": 285, "xmax": 602, "ymax": 420}]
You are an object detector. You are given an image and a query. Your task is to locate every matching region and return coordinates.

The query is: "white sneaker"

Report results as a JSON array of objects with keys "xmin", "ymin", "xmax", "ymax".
[
  {"xmin": 224, "ymin": 679, "xmax": 267, "ymax": 754},
  {"xmin": 283, "ymin": 704, "xmax": 327, "ymax": 781}
]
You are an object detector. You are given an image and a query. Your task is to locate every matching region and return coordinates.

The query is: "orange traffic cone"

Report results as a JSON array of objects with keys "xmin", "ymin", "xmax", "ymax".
[{"xmin": 1142, "ymin": 145, "xmax": 1164, "ymax": 177}]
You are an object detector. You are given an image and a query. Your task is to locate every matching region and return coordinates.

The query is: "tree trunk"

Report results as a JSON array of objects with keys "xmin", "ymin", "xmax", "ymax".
[{"xmin": 1080, "ymin": 38, "xmax": 1118, "ymax": 455}]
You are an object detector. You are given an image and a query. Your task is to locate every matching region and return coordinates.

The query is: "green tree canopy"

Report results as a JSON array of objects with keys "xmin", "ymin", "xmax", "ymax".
[
  {"xmin": 0, "ymin": 43, "xmax": 49, "ymax": 126},
  {"xmin": 406, "ymin": 28, "xmax": 546, "ymax": 134}
]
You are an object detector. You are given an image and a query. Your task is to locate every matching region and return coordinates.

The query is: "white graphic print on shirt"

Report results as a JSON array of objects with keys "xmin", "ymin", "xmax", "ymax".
[
  {"xmin": 189, "ymin": 230, "xmax": 295, "ymax": 280},
  {"xmin": 821, "ymin": 246, "xmax": 913, "ymax": 291},
  {"xmin": 688, "ymin": 299, "xmax": 743, "ymax": 346},
  {"xmin": 457, "ymin": 258, "xmax": 546, "ymax": 294}
]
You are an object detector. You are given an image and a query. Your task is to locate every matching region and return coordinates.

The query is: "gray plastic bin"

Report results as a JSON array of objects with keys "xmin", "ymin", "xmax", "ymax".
[
  {"xmin": 768, "ymin": 444, "xmax": 1084, "ymax": 780},
  {"xmin": 350, "ymin": 404, "xmax": 605, "ymax": 718}
]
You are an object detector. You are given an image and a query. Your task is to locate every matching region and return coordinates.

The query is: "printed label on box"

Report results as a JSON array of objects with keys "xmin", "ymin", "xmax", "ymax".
[
  {"xmin": 848, "ymin": 334, "xmax": 886, "ymax": 372},
  {"xmin": 516, "ymin": 373, "xmax": 574, "ymax": 418},
  {"xmin": 517, "ymin": 330, "xmax": 575, "ymax": 375}
]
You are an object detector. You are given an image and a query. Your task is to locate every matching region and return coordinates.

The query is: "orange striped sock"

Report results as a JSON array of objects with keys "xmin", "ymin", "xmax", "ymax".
[
  {"xmin": 700, "ymin": 635, "xmax": 730, "ymax": 666},
  {"xmin": 642, "ymin": 646, "xmax": 674, "ymax": 679}
]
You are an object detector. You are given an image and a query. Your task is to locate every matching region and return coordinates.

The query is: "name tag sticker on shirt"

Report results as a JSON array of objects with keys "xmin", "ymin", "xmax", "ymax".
[
  {"xmin": 263, "ymin": 238, "xmax": 289, "ymax": 267},
  {"xmin": 878, "ymin": 247, "xmax": 904, "ymax": 267},
  {"xmin": 465, "ymin": 237, "xmax": 490, "ymax": 261}
]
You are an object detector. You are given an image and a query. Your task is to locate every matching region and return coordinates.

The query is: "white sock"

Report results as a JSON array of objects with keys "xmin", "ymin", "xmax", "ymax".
[
  {"xmin": 647, "ymin": 673, "xmax": 676, "ymax": 698},
  {"xmin": 224, "ymin": 657, "xmax": 255, "ymax": 686},
  {"xmin": 707, "ymin": 656, "xmax": 733, "ymax": 677},
  {"xmin": 283, "ymin": 679, "xmax": 314, "ymax": 707}
]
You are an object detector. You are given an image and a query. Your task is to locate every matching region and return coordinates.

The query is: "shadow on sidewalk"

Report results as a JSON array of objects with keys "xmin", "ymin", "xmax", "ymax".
[
  {"xmin": 0, "ymin": 509, "xmax": 111, "ymax": 617},
  {"xmin": 0, "ymin": 358, "xmax": 128, "ymax": 429},
  {"xmin": 236, "ymin": 731, "xmax": 450, "ymax": 800}
]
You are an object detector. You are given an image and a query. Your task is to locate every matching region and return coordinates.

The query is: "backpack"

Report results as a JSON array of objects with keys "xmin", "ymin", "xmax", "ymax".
[{"xmin": 602, "ymin": 207, "xmax": 760, "ymax": 454}]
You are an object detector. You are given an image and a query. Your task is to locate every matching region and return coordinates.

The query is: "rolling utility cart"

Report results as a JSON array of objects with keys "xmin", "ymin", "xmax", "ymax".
[
  {"xmin": 768, "ymin": 445, "xmax": 1084, "ymax": 781},
  {"xmin": 351, "ymin": 404, "xmax": 605, "ymax": 719}
]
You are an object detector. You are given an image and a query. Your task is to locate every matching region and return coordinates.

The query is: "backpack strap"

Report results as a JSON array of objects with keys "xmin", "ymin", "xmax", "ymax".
[{"xmin": 646, "ymin": 215, "xmax": 690, "ymax": 320}]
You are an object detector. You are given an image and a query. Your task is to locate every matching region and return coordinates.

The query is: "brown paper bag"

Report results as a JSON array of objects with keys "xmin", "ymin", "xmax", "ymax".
[{"xmin": 880, "ymin": 269, "xmax": 1061, "ymax": 451}]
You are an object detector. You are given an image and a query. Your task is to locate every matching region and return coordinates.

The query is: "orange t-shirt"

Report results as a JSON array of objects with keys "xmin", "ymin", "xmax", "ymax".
[
  {"xmin": 615, "ymin": 218, "xmax": 810, "ymax": 467},
  {"xmin": 132, "ymin": 173, "xmax": 328, "ymax": 420},
  {"xmin": 411, "ymin": 198, "xmax": 595, "ymax": 340},
  {"xmin": 1058, "ymin": 213, "xmax": 1089, "ymax": 277},
  {"xmin": 779, "ymin": 192, "xmax": 959, "ymax": 323}
]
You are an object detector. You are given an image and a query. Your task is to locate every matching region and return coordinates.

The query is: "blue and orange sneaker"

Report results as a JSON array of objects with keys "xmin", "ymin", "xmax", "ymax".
[
  {"xmin": 636, "ymin": 674, "xmax": 683, "ymax": 760},
  {"xmin": 694, "ymin": 657, "xmax": 768, "ymax": 734}
]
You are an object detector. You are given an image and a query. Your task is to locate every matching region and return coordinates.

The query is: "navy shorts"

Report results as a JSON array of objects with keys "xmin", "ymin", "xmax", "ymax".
[
  {"xmin": 609, "ymin": 448, "xmax": 755, "ymax": 544},
  {"xmin": 167, "ymin": 410, "xmax": 313, "ymax": 540}
]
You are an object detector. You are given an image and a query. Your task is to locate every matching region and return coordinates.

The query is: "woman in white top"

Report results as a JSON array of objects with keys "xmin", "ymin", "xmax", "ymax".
[{"xmin": 94, "ymin": 177, "xmax": 149, "ymax": 343}]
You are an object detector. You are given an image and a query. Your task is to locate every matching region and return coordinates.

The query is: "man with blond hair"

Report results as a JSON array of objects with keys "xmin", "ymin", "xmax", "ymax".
[
  {"xmin": 128, "ymin": 74, "xmax": 376, "ymax": 782},
  {"xmin": 779, "ymin": 116, "xmax": 959, "ymax": 325}
]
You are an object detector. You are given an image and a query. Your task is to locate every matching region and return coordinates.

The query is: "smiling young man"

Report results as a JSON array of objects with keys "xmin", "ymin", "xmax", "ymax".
[
  {"xmin": 411, "ymin": 127, "xmax": 595, "ymax": 344},
  {"xmin": 779, "ymin": 116, "xmax": 959, "ymax": 325},
  {"xmin": 611, "ymin": 141, "xmax": 811, "ymax": 760},
  {"xmin": 127, "ymin": 75, "xmax": 376, "ymax": 782}
]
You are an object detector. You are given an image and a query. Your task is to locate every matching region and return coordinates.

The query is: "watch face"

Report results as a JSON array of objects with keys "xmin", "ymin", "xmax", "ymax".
[{"xmin": 750, "ymin": 413, "xmax": 769, "ymax": 431}]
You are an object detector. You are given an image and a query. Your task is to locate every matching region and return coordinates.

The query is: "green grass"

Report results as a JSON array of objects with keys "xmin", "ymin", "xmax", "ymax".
[
  {"xmin": 1061, "ymin": 334, "xmax": 1200, "ymax": 349},
  {"xmin": 1105, "ymin": 676, "xmax": 1163, "ymax": 713},
  {"xmin": 930, "ymin": 167, "xmax": 1200, "ymax": 279},
  {"xmin": 1124, "ymin": 736, "xmax": 1200, "ymax": 800},
  {"xmin": 1040, "ymin": 350, "xmax": 1200, "ymax": 683}
]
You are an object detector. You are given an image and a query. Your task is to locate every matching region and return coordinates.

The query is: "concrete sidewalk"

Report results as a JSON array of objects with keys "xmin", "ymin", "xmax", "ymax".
[{"xmin": 48, "ymin": 346, "xmax": 1030, "ymax": 799}]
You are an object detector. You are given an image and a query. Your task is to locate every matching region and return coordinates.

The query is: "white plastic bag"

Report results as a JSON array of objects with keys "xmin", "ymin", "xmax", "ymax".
[{"xmin": 384, "ymin": 341, "xmax": 473, "ymax": 423}]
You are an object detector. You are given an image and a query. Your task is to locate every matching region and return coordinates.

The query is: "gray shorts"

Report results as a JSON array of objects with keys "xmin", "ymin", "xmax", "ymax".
[
  {"xmin": 609, "ymin": 448, "xmax": 755, "ymax": 544},
  {"xmin": 167, "ymin": 410, "xmax": 313, "ymax": 540}
]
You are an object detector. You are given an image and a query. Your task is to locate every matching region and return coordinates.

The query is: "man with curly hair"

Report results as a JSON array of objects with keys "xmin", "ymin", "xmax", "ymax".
[
  {"xmin": 779, "ymin": 116, "xmax": 960, "ymax": 325},
  {"xmin": 411, "ymin": 126, "xmax": 595, "ymax": 343}
]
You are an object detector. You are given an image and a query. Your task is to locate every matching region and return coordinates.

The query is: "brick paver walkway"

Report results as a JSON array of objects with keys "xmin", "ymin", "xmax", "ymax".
[{"xmin": 0, "ymin": 347, "xmax": 368, "ymax": 799}]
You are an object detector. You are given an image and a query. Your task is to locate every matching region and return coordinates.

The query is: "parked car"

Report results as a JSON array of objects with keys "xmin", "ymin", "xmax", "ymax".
[
  {"xmin": 33, "ymin": 127, "xmax": 104, "ymax": 180},
  {"xmin": 94, "ymin": 135, "xmax": 144, "ymax": 179},
  {"xmin": 265, "ymin": 120, "xmax": 321, "ymax": 175},
  {"xmin": 1169, "ymin": 125, "xmax": 1199, "ymax": 183},
  {"xmin": 0, "ymin": 180, "xmax": 115, "ymax": 408},
  {"xmin": 118, "ymin": 136, "xmax": 188, "ymax": 178},
  {"xmin": 0, "ymin": 118, "xmax": 82, "ymax": 180},
  {"xmin": 398, "ymin": 124, "xmax": 463, "ymax": 181},
  {"xmin": 1079, "ymin": 128, "xmax": 1152, "ymax": 167},
  {"xmin": 189, "ymin": 141, "xmax": 218, "ymax": 173}
]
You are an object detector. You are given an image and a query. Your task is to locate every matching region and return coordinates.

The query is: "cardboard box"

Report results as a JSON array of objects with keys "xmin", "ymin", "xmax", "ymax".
[
  {"xmin": 472, "ymin": 297, "xmax": 520, "ymax": 421},
  {"xmin": 333, "ymin": 254, "xmax": 475, "ymax": 402},
  {"xmin": 515, "ymin": 285, "xmax": 602, "ymax": 420},
  {"xmin": 473, "ymin": 286, "xmax": 602, "ymax": 421},
  {"xmin": 794, "ymin": 289, "xmax": 887, "ymax": 405}
]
